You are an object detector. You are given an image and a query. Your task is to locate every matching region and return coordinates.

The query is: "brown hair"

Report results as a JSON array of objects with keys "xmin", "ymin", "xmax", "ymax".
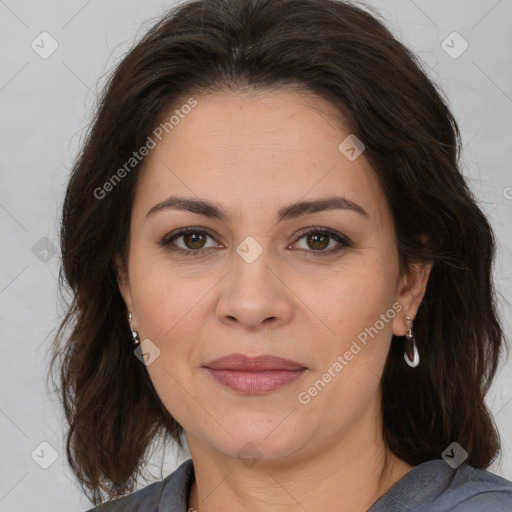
[{"xmin": 49, "ymin": 0, "xmax": 505, "ymax": 505}]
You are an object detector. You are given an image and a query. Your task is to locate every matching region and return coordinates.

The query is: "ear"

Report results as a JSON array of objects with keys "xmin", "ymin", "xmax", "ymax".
[
  {"xmin": 392, "ymin": 260, "xmax": 433, "ymax": 336},
  {"xmin": 115, "ymin": 255, "xmax": 134, "ymax": 313}
]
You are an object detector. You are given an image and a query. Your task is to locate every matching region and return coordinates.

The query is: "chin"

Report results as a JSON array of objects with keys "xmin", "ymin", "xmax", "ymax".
[{"xmin": 209, "ymin": 422, "xmax": 310, "ymax": 463}]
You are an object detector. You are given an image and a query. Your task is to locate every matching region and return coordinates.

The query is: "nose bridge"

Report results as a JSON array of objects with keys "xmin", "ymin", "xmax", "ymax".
[
  {"xmin": 215, "ymin": 235, "xmax": 293, "ymax": 328},
  {"xmin": 231, "ymin": 235, "xmax": 278, "ymax": 301}
]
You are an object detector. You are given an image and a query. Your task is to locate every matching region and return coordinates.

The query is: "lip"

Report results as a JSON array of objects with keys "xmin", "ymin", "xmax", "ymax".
[
  {"xmin": 203, "ymin": 353, "xmax": 308, "ymax": 394},
  {"xmin": 203, "ymin": 353, "xmax": 306, "ymax": 371}
]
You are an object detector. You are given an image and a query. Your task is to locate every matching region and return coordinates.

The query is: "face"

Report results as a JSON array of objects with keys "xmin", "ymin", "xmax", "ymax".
[{"xmin": 118, "ymin": 89, "xmax": 430, "ymax": 464}]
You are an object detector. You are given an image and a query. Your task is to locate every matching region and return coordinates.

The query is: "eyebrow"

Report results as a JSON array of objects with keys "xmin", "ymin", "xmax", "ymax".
[{"xmin": 145, "ymin": 194, "xmax": 368, "ymax": 222}]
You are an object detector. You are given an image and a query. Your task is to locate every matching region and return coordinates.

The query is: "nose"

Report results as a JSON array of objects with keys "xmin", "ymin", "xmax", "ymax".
[{"xmin": 215, "ymin": 246, "xmax": 294, "ymax": 330}]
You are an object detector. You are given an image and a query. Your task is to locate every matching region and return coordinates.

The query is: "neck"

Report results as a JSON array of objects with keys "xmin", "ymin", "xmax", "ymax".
[{"xmin": 186, "ymin": 408, "xmax": 413, "ymax": 512}]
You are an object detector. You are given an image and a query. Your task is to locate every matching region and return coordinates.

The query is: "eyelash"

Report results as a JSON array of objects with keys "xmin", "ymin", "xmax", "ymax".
[{"xmin": 160, "ymin": 226, "xmax": 352, "ymax": 257}]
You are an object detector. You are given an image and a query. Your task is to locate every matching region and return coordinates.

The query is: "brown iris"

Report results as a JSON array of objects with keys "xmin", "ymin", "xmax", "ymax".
[
  {"xmin": 306, "ymin": 233, "xmax": 330, "ymax": 251},
  {"xmin": 183, "ymin": 232, "xmax": 207, "ymax": 249}
]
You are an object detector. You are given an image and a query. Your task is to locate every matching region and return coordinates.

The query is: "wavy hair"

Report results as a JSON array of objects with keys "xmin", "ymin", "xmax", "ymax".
[{"xmin": 49, "ymin": 0, "xmax": 505, "ymax": 505}]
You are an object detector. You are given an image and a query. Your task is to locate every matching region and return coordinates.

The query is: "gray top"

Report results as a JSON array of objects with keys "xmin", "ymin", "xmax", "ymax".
[{"xmin": 85, "ymin": 457, "xmax": 512, "ymax": 511}]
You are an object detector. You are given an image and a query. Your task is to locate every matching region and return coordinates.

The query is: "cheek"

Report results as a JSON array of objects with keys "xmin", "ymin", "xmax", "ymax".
[
  {"xmin": 296, "ymin": 273, "xmax": 397, "ymax": 429},
  {"xmin": 297, "ymin": 255, "xmax": 398, "ymax": 403},
  {"xmin": 300, "ymin": 259, "xmax": 397, "ymax": 345},
  {"xmin": 128, "ymin": 261, "xmax": 210, "ymax": 424},
  {"xmin": 128, "ymin": 249, "xmax": 211, "ymax": 342}
]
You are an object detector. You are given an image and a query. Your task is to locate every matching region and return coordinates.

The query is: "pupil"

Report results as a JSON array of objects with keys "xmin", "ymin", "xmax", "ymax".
[
  {"xmin": 308, "ymin": 233, "xmax": 328, "ymax": 250},
  {"xmin": 185, "ymin": 232, "xmax": 205, "ymax": 249}
]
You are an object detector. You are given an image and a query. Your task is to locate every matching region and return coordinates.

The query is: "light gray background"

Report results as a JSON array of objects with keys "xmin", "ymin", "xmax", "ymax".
[{"xmin": 0, "ymin": 0, "xmax": 511, "ymax": 511}]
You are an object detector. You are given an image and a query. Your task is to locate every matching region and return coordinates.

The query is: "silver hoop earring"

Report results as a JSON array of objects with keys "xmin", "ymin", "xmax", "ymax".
[
  {"xmin": 128, "ymin": 312, "xmax": 140, "ymax": 347},
  {"xmin": 404, "ymin": 315, "xmax": 419, "ymax": 367}
]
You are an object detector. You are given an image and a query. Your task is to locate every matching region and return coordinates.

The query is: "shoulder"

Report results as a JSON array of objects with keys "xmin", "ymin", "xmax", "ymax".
[
  {"xmin": 369, "ymin": 459, "xmax": 512, "ymax": 512},
  {"xmin": 83, "ymin": 458, "xmax": 194, "ymax": 512}
]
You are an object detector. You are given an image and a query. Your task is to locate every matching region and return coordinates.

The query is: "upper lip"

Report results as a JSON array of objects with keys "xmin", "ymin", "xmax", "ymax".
[{"xmin": 203, "ymin": 353, "xmax": 306, "ymax": 371}]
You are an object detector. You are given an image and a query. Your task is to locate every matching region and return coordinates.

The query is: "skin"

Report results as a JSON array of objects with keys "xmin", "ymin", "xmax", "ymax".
[{"xmin": 118, "ymin": 88, "xmax": 432, "ymax": 512}]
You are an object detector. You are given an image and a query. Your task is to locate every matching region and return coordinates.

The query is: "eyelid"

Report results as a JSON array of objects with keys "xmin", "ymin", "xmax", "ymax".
[
  {"xmin": 160, "ymin": 227, "xmax": 222, "ymax": 255},
  {"xmin": 289, "ymin": 226, "xmax": 352, "ymax": 255},
  {"xmin": 292, "ymin": 226, "xmax": 351, "ymax": 244},
  {"xmin": 161, "ymin": 226, "xmax": 219, "ymax": 245}
]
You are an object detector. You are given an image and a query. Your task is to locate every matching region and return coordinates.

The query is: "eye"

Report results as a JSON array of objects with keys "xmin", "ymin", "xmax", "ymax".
[
  {"xmin": 160, "ymin": 227, "xmax": 222, "ymax": 256},
  {"xmin": 160, "ymin": 226, "xmax": 351, "ymax": 257},
  {"xmin": 290, "ymin": 227, "xmax": 351, "ymax": 256}
]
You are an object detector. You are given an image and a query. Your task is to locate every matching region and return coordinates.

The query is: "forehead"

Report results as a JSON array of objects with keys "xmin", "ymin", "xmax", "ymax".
[{"xmin": 133, "ymin": 89, "xmax": 391, "ymax": 228}]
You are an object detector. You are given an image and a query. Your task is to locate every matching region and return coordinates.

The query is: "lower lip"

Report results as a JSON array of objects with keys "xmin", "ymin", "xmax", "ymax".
[{"xmin": 204, "ymin": 368, "xmax": 307, "ymax": 394}]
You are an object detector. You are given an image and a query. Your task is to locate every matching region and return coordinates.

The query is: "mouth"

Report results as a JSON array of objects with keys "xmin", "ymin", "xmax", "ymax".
[{"xmin": 203, "ymin": 353, "xmax": 308, "ymax": 394}]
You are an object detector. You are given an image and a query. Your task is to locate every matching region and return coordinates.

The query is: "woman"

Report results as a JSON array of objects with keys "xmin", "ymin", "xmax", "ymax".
[{"xmin": 50, "ymin": 0, "xmax": 512, "ymax": 510}]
